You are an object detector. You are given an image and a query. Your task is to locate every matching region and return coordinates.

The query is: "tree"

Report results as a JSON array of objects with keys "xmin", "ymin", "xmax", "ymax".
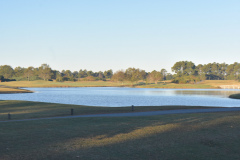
[
  {"xmin": 98, "ymin": 71, "xmax": 104, "ymax": 79},
  {"xmin": 78, "ymin": 69, "xmax": 87, "ymax": 78},
  {"xmin": 171, "ymin": 61, "xmax": 196, "ymax": 76},
  {"xmin": 171, "ymin": 61, "xmax": 197, "ymax": 83},
  {"xmin": 0, "ymin": 65, "xmax": 14, "ymax": 79},
  {"xmin": 0, "ymin": 75, "xmax": 4, "ymax": 82},
  {"xmin": 72, "ymin": 71, "xmax": 78, "ymax": 79},
  {"xmin": 38, "ymin": 64, "xmax": 52, "ymax": 81},
  {"xmin": 111, "ymin": 70, "xmax": 125, "ymax": 84},
  {"xmin": 234, "ymin": 63, "xmax": 240, "ymax": 80},
  {"xmin": 87, "ymin": 70, "xmax": 94, "ymax": 77},
  {"xmin": 196, "ymin": 64, "xmax": 206, "ymax": 81},
  {"xmin": 24, "ymin": 67, "xmax": 34, "ymax": 81},
  {"xmin": 104, "ymin": 69, "xmax": 113, "ymax": 79},
  {"xmin": 166, "ymin": 73, "xmax": 173, "ymax": 80},
  {"xmin": 14, "ymin": 67, "xmax": 25, "ymax": 77},
  {"xmin": 125, "ymin": 68, "xmax": 146, "ymax": 84},
  {"xmin": 147, "ymin": 70, "xmax": 162, "ymax": 84},
  {"xmin": 160, "ymin": 69, "xmax": 167, "ymax": 80}
]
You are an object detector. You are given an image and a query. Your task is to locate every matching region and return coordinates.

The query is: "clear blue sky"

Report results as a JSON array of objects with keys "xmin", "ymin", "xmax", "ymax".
[{"xmin": 0, "ymin": 0, "xmax": 239, "ymax": 73}]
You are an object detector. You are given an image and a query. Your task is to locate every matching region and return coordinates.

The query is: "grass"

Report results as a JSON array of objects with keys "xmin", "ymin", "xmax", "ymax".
[
  {"xmin": 229, "ymin": 93, "xmax": 240, "ymax": 99},
  {"xmin": 0, "ymin": 80, "xmax": 132, "ymax": 88},
  {"xmin": 0, "ymin": 100, "xmax": 215, "ymax": 121},
  {"xmin": 0, "ymin": 86, "xmax": 33, "ymax": 94},
  {"xmin": 0, "ymin": 111, "xmax": 240, "ymax": 160},
  {"xmin": 138, "ymin": 82, "xmax": 214, "ymax": 89},
  {"xmin": 1, "ymin": 80, "xmax": 240, "ymax": 89},
  {"xmin": 201, "ymin": 80, "xmax": 240, "ymax": 88}
]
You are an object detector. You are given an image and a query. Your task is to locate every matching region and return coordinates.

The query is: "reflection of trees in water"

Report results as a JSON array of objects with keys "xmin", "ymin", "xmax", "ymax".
[
  {"xmin": 147, "ymin": 90, "xmax": 240, "ymax": 98},
  {"xmin": 174, "ymin": 90, "xmax": 240, "ymax": 97}
]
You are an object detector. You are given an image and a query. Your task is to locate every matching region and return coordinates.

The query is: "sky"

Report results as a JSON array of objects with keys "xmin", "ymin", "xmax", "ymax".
[{"xmin": 0, "ymin": 0, "xmax": 239, "ymax": 73}]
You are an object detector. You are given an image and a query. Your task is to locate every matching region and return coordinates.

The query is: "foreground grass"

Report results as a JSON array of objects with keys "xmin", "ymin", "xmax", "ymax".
[
  {"xmin": 0, "ymin": 111, "xmax": 240, "ymax": 160},
  {"xmin": 0, "ymin": 100, "xmax": 215, "ymax": 121}
]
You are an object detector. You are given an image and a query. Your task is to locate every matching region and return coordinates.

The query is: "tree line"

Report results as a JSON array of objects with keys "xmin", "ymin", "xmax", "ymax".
[
  {"xmin": 171, "ymin": 61, "xmax": 240, "ymax": 83},
  {"xmin": 0, "ymin": 61, "xmax": 240, "ymax": 83}
]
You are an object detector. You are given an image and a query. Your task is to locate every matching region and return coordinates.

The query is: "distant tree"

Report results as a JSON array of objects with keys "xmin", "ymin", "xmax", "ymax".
[
  {"xmin": 56, "ymin": 74, "xmax": 63, "ymax": 82},
  {"xmin": 219, "ymin": 63, "xmax": 228, "ymax": 80},
  {"xmin": 51, "ymin": 70, "xmax": 60, "ymax": 79},
  {"xmin": 171, "ymin": 61, "xmax": 197, "ymax": 83},
  {"xmin": 234, "ymin": 63, "xmax": 240, "ymax": 80},
  {"xmin": 38, "ymin": 64, "xmax": 52, "ymax": 81},
  {"xmin": 147, "ymin": 70, "xmax": 162, "ymax": 84},
  {"xmin": 160, "ymin": 69, "xmax": 167, "ymax": 80},
  {"xmin": 196, "ymin": 64, "xmax": 206, "ymax": 81},
  {"xmin": 98, "ymin": 71, "xmax": 104, "ymax": 79},
  {"xmin": 87, "ymin": 70, "xmax": 94, "ymax": 77},
  {"xmin": 125, "ymin": 67, "xmax": 146, "ymax": 84},
  {"xmin": 166, "ymin": 73, "xmax": 173, "ymax": 80},
  {"xmin": 226, "ymin": 63, "xmax": 235, "ymax": 80},
  {"xmin": 111, "ymin": 70, "xmax": 125, "ymax": 84},
  {"xmin": 0, "ymin": 65, "xmax": 14, "ymax": 79},
  {"xmin": 172, "ymin": 61, "xmax": 196, "ymax": 76},
  {"xmin": 14, "ymin": 67, "xmax": 25, "ymax": 77},
  {"xmin": 72, "ymin": 71, "xmax": 78, "ymax": 78},
  {"xmin": 0, "ymin": 75, "xmax": 4, "ymax": 82},
  {"xmin": 104, "ymin": 69, "xmax": 113, "ymax": 79},
  {"xmin": 78, "ymin": 69, "xmax": 88, "ymax": 78},
  {"xmin": 24, "ymin": 67, "xmax": 34, "ymax": 81}
]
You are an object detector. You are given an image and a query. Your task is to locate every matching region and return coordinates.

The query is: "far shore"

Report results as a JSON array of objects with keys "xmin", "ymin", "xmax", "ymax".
[{"xmin": 0, "ymin": 80, "xmax": 240, "ymax": 97}]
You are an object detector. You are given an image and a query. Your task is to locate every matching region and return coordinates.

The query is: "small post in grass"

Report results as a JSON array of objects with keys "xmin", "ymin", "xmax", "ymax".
[
  {"xmin": 131, "ymin": 105, "xmax": 134, "ymax": 111},
  {"xmin": 71, "ymin": 109, "xmax": 74, "ymax": 115},
  {"xmin": 8, "ymin": 113, "xmax": 11, "ymax": 120}
]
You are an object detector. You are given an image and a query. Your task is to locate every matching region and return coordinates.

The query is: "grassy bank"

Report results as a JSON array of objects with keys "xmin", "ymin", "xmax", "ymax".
[
  {"xmin": 1, "ymin": 111, "xmax": 240, "ymax": 160},
  {"xmin": 0, "ymin": 100, "xmax": 215, "ymax": 121},
  {"xmin": 229, "ymin": 93, "xmax": 240, "ymax": 99},
  {"xmin": 138, "ymin": 82, "xmax": 214, "ymax": 89},
  {"xmin": 0, "ymin": 80, "xmax": 130, "ymax": 88},
  {"xmin": 1, "ymin": 80, "xmax": 240, "ymax": 89},
  {"xmin": 0, "ymin": 85, "xmax": 33, "ymax": 94}
]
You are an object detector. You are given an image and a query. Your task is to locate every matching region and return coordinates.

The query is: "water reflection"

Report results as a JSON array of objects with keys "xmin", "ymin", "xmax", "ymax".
[{"xmin": 135, "ymin": 89, "xmax": 239, "ymax": 98}]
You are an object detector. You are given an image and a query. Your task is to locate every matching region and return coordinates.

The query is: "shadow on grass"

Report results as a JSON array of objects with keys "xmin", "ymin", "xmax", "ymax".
[{"xmin": 1, "ymin": 112, "xmax": 240, "ymax": 160}]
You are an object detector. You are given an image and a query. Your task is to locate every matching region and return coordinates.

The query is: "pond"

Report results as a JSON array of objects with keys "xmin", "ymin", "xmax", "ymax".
[{"xmin": 0, "ymin": 87, "xmax": 240, "ymax": 107}]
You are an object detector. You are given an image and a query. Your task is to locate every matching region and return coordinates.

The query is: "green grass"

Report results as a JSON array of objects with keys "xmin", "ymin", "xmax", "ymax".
[
  {"xmin": 229, "ymin": 93, "xmax": 240, "ymax": 99},
  {"xmin": 0, "ymin": 100, "xmax": 215, "ymax": 121},
  {"xmin": 1, "ymin": 111, "xmax": 240, "ymax": 160}
]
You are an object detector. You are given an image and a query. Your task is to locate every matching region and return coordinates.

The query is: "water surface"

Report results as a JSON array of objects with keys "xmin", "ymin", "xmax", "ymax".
[{"xmin": 0, "ymin": 87, "xmax": 240, "ymax": 107}]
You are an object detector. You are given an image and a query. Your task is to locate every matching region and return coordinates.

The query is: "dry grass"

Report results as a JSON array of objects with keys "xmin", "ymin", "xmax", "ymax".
[
  {"xmin": 0, "ymin": 111, "xmax": 240, "ymax": 160},
  {"xmin": 0, "ymin": 80, "xmax": 132, "ymax": 88},
  {"xmin": 201, "ymin": 80, "xmax": 240, "ymax": 88},
  {"xmin": 0, "ymin": 88, "xmax": 32, "ymax": 94},
  {"xmin": 1, "ymin": 80, "xmax": 240, "ymax": 90}
]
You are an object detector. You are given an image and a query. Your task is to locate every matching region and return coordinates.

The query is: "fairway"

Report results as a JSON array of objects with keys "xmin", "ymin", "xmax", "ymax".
[{"xmin": 1, "ymin": 111, "xmax": 240, "ymax": 160}]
